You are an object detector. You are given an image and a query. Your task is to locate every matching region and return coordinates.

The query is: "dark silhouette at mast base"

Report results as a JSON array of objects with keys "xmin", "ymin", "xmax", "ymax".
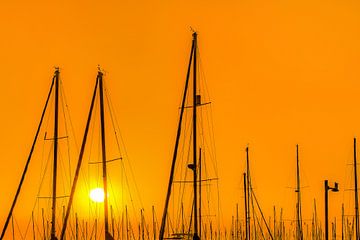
[{"xmin": 106, "ymin": 231, "xmax": 115, "ymax": 240}]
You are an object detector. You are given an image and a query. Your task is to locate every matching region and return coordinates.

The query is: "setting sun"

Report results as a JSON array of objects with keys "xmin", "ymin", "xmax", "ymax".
[{"xmin": 89, "ymin": 188, "xmax": 105, "ymax": 203}]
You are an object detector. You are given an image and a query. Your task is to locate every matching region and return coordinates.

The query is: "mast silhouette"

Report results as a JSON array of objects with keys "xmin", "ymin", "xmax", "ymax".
[
  {"xmin": 199, "ymin": 148, "xmax": 202, "ymax": 239},
  {"xmin": 245, "ymin": 146, "xmax": 274, "ymax": 240},
  {"xmin": 98, "ymin": 71, "xmax": 113, "ymax": 240},
  {"xmin": 50, "ymin": 67, "xmax": 60, "ymax": 240},
  {"xmin": 354, "ymin": 138, "xmax": 359, "ymax": 240},
  {"xmin": 60, "ymin": 72, "xmax": 99, "ymax": 240},
  {"xmin": 192, "ymin": 31, "xmax": 200, "ymax": 240},
  {"xmin": 60, "ymin": 69, "xmax": 114, "ymax": 240},
  {"xmin": 246, "ymin": 147, "xmax": 251, "ymax": 239},
  {"xmin": 243, "ymin": 172, "xmax": 249, "ymax": 240},
  {"xmin": 0, "ymin": 69, "xmax": 56, "ymax": 240},
  {"xmin": 159, "ymin": 32, "xmax": 196, "ymax": 240},
  {"xmin": 295, "ymin": 144, "xmax": 303, "ymax": 240}
]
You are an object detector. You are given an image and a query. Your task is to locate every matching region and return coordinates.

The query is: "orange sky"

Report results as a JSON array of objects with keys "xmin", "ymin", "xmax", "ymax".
[{"xmin": 1, "ymin": 0, "xmax": 360, "ymax": 237}]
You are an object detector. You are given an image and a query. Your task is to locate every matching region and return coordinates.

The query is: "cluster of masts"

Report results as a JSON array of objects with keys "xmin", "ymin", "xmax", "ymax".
[
  {"xmin": 2, "ymin": 32, "xmax": 360, "ymax": 240},
  {"xmin": 0, "ymin": 69, "xmax": 119, "ymax": 240},
  {"xmin": 228, "ymin": 139, "xmax": 360, "ymax": 240}
]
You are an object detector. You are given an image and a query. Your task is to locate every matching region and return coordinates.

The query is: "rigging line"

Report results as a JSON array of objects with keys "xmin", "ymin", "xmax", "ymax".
[
  {"xmin": 178, "ymin": 120, "xmax": 192, "ymax": 190},
  {"xmin": 197, "ymin": 45, "xmax": 212, "ymax": 102},
  {"xmin": 76, "ymin": 93, "xmax": 99, "ymax": 221},
  {"xmin": 34, "ymin": 213, "xmax": 43, "ymax": 239},
  {"xmin": 13, "ymin": 216, "xmax": 25, "ymax": 240},
  {"xmin": 60, "ymin": 75, "xmax": 99, "ymax": 240},
  {"xmin": 251, "ymin": 189, "xmax": 274, "ymax": 240},
  {"xmin": 22, "ymin": 133, "xmax": 54, "ymax": 239},
  {"xmin": 253, "ymin": 210, "xmax": 266, "ymax": 240},
  {"xmin": 176, "ymin": 130, "xmax": 193, "ymax": 226},
  {"xmin": 104, "ymin": 84, "xmax": 146, "ymax": 213},
  {"xmin": 102, "ymin": 86, "xmax": 133, "ymax": 220},
  {"xmin": 205, "ymin": 105, "xmax": 218, "ymax": 173},
  {"xmin": 107, "ymin": 172, "xmax": 122, "ymax": 227},
  {"xmin": 176, "ymin": 108, "xmax": 191, "ymax": 186},
  {"xmin": 199, "ymin": 108, "xmax": 217, "ymax": 179},
  {"xmin": 125, "ymin": 168, "xmax": 142, "ymax": 226},
  {"xmin": 58, "ymin": 148, "xmax": 70, "ymax": 196},
  {"xmin": 160, "ymin": 36, "xmax": 195, "ymax": 240},
  {"xmin": 200, "ymin": 112, "xmax": 217, "ymax": 177},
  {"xmin": 196, "ymin": 52, "xmax": 217, "ymax": 164},
  {"xmin": 59, "ymin": 80, "xmax": 76, "ymax": 186},
  {"xmin": 87, "ymin": 109, "xmax": 102, "ymax": 221},
  {"xmin": 103, "ymin": 83, "xmax": 123, "ymax": 158},
  {"xmin": 40, "ymin": 106, "xmax": 52, "ymax": 188}
]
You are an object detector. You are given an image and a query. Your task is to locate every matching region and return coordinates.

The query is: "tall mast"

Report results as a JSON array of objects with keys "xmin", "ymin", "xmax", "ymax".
[
  {"xmin": 192, "ymin": 31, "xmax": 199, "ymax": 240},
  {"xmin": 246, "ymin": 147, "xmax": 251, "ymax": 239},
  {"xmin": 159, "ymin": 32, "xmax": 195, "ymax": 240},
  {"xmin": 98, "ymin": 71, "xmax": 113, "ymax": 240},
  {"xmin": 51, "ymin": 68, "xmax": 60, "ymax": 240},
  {"xmin": 0, "ymin": 69, "xmax": 55, "ymax": 239},
  {"xmin": 60, "ymin": 71, "xmax": 99, "ymax": 240},
  {"xmin": 354, "ymin": 138, "xmax": 359, "ymax": 240},
  {"xmin": 295, "ymin": 144, "xmax": 303, "ymax": 240},
  {"xmin": 199, "ymin": 148, "xmax": 202, "ymax": 239},
  {"xmin": 243, "ymin": 173, "xmax": 248, "ymax": 240}
]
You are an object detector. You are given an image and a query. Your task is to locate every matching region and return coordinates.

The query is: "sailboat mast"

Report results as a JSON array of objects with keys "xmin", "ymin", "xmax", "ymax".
[
  {"xmin": 246, "ymin": 147, "xmax": 251, "ymax": 239},
  {"xmin": 296, "ymin": 144, "xmax": 303, "ymax": 240},
  {"xmin": 158, "ymin": 32, "xmax": 195, "ymax": 240},
  {"xmin": 98, "ymin": 71, "xmax": 111, "ymax": 238},
  {"xmin": 243, "ymin": 173, "xmax": 248, "ymax": 240},
  {"xmin": 60, "ymin": 71, "xmax": 99, "ymax": 240},
  {"xmin": 51, "ymin": 68, "xmax": 60, "ymax": 240},
  {"xmin": 0, "ymin": 70, "xmax": 55, "ymax": 240},
  {"xmin": 192, "ymin": 31, "xmax": 200, "ymax": 240},
  {"xmin": 354, "ymin": 138, "xmax": 359, "ymax": 240}
]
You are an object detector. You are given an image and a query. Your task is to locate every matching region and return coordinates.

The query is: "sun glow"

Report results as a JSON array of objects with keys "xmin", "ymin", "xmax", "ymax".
[{"xmin": 89, "ymin": 188, "xmax": 105, "ymax": 203}]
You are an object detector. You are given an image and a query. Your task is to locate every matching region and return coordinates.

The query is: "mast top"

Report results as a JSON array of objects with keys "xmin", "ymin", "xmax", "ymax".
[
  {"xmin": 97, "ymin": 65, "xmax": 104, "ymax": 76},
  {"xmin": 54, "ymin": 67, "xmax": 60, "ymax": 75},
  {"xmin": 190, "ymin": 27, "xmax": 197, "ymax": 39}
]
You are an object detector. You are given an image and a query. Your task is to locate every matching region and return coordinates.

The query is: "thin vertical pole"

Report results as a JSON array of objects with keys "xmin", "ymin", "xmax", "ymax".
[
  {"xmin": 325, "ymin": 180, "xmax": 329, "ymax": 240},
  {"xmin": 246, "ymin": 147, "xmax": 251, "ymax": 239},
  {"xmin": 42, "ymin": 208, "xmax": 45, "ymax": 240},
  {"xmin": 181, "ymin": 202, "xmax": 185, "ymax": 234},
  {"xmin": 236, "ymin": 204, "xmax": 239, "ymax": 240},
  {"xmin": 342, "ymin": 203, "xmax": 344, "ymax": 240},
  {"xmin": 126, "ymin": 206, "xmax": 129, "ymax": 240},
  {"xmin": 60, "ymin": 71, "xmax": 99, "ymax": 240},
  {"xmin": 192, "ymin": 31, "xmax": 199, "ymax": 240},
  {"xmin": 159, "ymin": 32, "xmax": 195, "ymax": 240},
  {"xmin": 296, "ymin": 144, "xmax": 303, "ymax": 240},
  {"xmin": 0, "ymin": 70, "xmax": 55, "ymax": 240},
  {"xmin": 141, "ymin": 209, "xmax": 145, "ymax": 240},
  {"xmin": 95, "ymin": 219, "xmax": 98, "ymax": 240},
  {"xmin": 152, "ymin": 206, "xmax": 156, "ymax": 240},
  {"xmin": 51, "ymin": 68, "xmax": 60, "ymax": 240},
  {"xmin": 354, "ymin": 138, "xmax": 359, "ymax": 240},
  {"xmin": 75, "ymin": 213, "xmax": 78, "ymax": 240},
  {"xmin": 111, "ymin": 205, "xmax": 115, "ymax": 237},
  {"xmin": 199, "ymin": 148, "xmax": 202, "ymax": 239},
  {"xmin": 243, "ymin": 173, "xmax": 248, "ymax": 240},
  {"xmin": 99, "ymin": 71, "xmax": 111, "ymax": 239},
  {"xmin": 273, "ymin": 206, "xmax": 276, "ymax": 239},
  {"xmin": 32, "ymin": 211, "xmax": 36, "ymax": 240}
]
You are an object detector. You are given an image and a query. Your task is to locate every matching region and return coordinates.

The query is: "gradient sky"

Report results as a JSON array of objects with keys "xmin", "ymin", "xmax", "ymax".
[{"xmin": 1, "ymin": 0, "xmax": 360, "ymax": 236}]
